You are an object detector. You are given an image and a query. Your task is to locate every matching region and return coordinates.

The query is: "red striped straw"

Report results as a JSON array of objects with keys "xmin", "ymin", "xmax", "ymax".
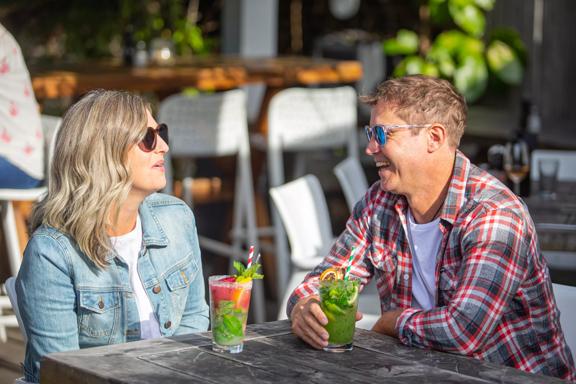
[{"xmin": 247, "ymin": 246, "xmax": 255, "ymax": 267}]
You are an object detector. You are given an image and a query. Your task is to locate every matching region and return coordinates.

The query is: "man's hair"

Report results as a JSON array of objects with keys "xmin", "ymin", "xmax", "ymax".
[
  {"xmin": 361, "ymin": 75, "xmax": 467, "ymax": 148},
  {"xmin": 31, "ymin": 89, "xmax": 149, "ymax": 268}
]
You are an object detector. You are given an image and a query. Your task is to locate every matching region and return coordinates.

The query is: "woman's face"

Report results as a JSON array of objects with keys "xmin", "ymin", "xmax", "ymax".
[{"xmin": 126, "ymin": 109, "xmax": 169, "ymax": 201}]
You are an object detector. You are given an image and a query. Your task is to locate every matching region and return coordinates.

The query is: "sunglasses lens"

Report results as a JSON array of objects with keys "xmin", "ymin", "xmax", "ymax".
[
  {"xmin": 158, "ymin": 123, "xmax": 169, "ymax": 146},
  {"xmin": 374, "ymin": 126, "xmax": 386, "ymax": 145},
  {"xmin": 365, "ymin": 126, "xmax": 372, "ymax": 142},
  {"xmin": 140, "ymin": 127, "xmax": 156, "ymax": 152}
]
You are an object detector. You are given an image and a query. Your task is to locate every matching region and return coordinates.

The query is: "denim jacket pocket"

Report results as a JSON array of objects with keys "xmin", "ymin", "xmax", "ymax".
[
  {"xmin": 78, "ymin": 290, "xmax": 120, "ymax": 339},
  {"xmin": 164, "ymin": 259, "xmax": 198, "ymax": 320}
]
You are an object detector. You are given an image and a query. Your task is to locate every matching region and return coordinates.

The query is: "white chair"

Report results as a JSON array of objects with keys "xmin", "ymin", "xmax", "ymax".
[
  {"xmin": 333, "ymin": 156, "xmax": 369, "ymax": 212},
  {"xmin": 270, "ymin": 175, "xmax": 380, "ymax": 328},
  {"xmin": 552, "ymin": 283, "xmax": 576, "ymax": 356},
  {"xmin": 264, "ymin": 86, "xmax": 359, "ymax": 298},
  {"xmin": 158, "ymin": 90, "xmax": 265, "ymax": 323},
  {"xmin": 5, "ymin": 277, "xmax": 30, "ymax": 384},
  {"xmin": 4, "ymin": 277, "xmax": 26, "ymax": 343},
  {"xmin": 530, "ymin": 150, "xmax": 576, "ymax": 181},
  {"xmin": 0, "ymin": 115, "xmax": 61, "ymax": 342}
]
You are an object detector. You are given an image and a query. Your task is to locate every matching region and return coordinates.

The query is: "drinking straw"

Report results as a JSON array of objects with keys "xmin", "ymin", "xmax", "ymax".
[
  {"xmin": 247, "ymin": 245, "xmax": 255, "ymax": 267},
  {"xmin": 254, "ymin": 252, "xmax": 261, "ymax": 266},
  {"xmin": 344, "ymin": 247, "xmax": 356, "ymax": 281}
]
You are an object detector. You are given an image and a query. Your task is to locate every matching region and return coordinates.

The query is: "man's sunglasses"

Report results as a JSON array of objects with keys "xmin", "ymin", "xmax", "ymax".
[
  {"xmin": 138, "ymin": 123, "xmax": 169, "ymax": 152},
  {"xmin": 364, "ymin": 124, "xmax": 431, "ymax": 146}
]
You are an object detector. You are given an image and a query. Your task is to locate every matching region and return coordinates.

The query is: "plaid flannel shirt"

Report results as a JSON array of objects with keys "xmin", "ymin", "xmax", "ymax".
[{"xmin": 288, "ymin": 151, "xmax": 575, "ymax": 381}]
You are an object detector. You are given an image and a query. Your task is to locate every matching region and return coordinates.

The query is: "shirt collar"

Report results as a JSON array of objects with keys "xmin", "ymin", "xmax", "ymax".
[
  {"xmin": 138, "ymin": 196, "xmax": 170, "ymax": 248},
  {"xmin": 441, "ymin": 150, "xmax": 470, "ymax": 225}
]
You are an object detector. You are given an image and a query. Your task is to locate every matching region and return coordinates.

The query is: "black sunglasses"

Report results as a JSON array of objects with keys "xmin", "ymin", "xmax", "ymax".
[{"xmin": 138, "ymin": 123, "xmax": 169, "ymax": 152}]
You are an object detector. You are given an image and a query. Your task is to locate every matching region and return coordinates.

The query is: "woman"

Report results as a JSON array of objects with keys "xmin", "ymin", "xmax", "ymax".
[{"xmin": 16, "ymin": 90, "xmax": 209, "ymax": 383}]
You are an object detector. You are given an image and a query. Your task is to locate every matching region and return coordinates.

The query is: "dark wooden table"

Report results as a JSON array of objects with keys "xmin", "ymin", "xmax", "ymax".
[
  {"xmin": 525, "ymin": 182, "xmax": 576, "ymax": 252},
  {"xmin": 40, "ymin": 320, "xmax": 563, "ymax": 383}
]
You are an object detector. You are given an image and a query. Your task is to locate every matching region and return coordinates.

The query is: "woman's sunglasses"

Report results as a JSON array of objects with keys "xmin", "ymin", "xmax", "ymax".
[
  {"xmin": 138, "ymin": 123, "xmax": 169, "ymax": 152},
  {"xmin": 364, "ymin": 124, "xmax": 431, "ymax": 146}
]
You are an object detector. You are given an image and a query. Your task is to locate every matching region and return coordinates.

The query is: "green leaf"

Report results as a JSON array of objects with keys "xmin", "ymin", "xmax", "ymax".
[
  {"xmin": 449, "ymin": 0, "xmax": 486, "ymax": 37},
  {"xmin": 222, "ymin": 315, "xmax": 244, "ymax": 337},
  {"xmin": 474, "ymin": 0, "xmax": 495, "ymax": 11},
  {"xmin": 233, "ymin": 261, "xmax": 246, "ymax": 275},
  {"xmin": 430, "ymin": 0, "xmax": 452, "ymax": 26},
  {"xmin": 489, "ymin": 27, "xmax": 528, "ymax": 66},
  {"xmin": 427, "ymin": 46, "xmax": 456, "ymax": 77},
  {"xmin": 434, "ymin": 31, "xmax": 467, "ymax": 56},
  {"xmin": 383, "ymin": 29, "xmax": 419, "ymax": 55},
  {"xmin": 453, "ymin": 55, "xmax": 488, "ymax": 102},
  {"xmin": 393, "ymin": 56, "xmax": 424, "ymax": 77},
  {"xmin": 486, "ymin": 40, "xmax": 524, "ymax": 85}
]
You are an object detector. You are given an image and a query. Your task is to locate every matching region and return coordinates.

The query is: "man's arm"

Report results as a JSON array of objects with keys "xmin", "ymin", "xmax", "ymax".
[{"xmin": 287, "ymin": 185, "xmax": 379, "ymax": 347}]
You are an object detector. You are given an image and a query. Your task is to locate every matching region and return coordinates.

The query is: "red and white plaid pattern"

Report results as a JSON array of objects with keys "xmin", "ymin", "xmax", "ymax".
[{"xmin": 288, "ymin": 151, "xmax": 575, "ymax": 381}]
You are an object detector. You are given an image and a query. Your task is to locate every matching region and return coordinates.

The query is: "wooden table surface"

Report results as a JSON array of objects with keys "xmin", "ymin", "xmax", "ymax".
[
  {"xmin": 30, "ymin": 56, "xmax": 362, "ymax": 101},
  {"xmin": 40, "ymin": 320, "xmax": 563, "ymax": 384}
]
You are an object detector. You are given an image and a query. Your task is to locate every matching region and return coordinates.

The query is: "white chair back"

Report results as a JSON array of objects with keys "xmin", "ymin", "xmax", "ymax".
[
  {"xmin": 159, "ymin": 90, "xmax": 247, "ymax": 157},
  {"xmin": 270, "ymin": 175, "xmax": 333, "ymax": 270},
  {"xmin": 531, "ymin": 150, "xmax": 576, "ymax": 181},
  {"xmin": 334, "ymin": 157, "xmax": 368, "ymax": 212},
  {"xmin": 267, "ymin": 86, "xmax": 358, "ymax": 187},
  {"xmin": 5, "ymin": 277, "xmax": 26, "ymax": 343},
  {"xmin": 266, "ymin": 86, "xmax": 358, "ymax": 298},
  {"xmin": 552, "ymin": 283, "xmax": 576, "ymax": 355},
  {"xmin": 158, "ymin": 90, "xmax": 265, "ymax": 323}
]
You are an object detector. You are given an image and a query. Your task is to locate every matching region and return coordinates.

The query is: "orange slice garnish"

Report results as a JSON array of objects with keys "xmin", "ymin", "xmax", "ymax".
[{"xmin": 320, "ymin": 267, "xmax": 344, "ymax": 281}]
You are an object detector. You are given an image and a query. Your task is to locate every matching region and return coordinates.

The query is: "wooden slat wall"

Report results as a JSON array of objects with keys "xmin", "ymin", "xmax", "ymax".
[{"xmin": 487, "ymin": 0, "xmax": 576, "ymax": 148}]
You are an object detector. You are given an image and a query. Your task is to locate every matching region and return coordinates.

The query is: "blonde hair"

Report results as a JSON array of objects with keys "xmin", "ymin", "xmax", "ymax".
[
  {"xmin": 31, "ymin": 89, "xmax": 149, "ymax": 268},
  {"xmin": 361, "ymin": 75, "xmax": 467, "ymax": 148}
]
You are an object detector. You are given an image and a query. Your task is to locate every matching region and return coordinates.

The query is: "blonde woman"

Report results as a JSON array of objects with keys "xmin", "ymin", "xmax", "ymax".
[{"xmin": 16, "ymin": 90, "xmax": 209, "ymax": 383}]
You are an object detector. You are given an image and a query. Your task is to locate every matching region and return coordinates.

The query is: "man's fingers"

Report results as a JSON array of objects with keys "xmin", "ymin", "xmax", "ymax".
[
  {"xmin": 355, "ymin": 310, "xmax": 364, "ymax": 321},
  {"xmin": 293, "ymin": 321, "xmax": 327, "ymax": 349},
  {"xmin": 308, "ymin": 300, "xmax": 328, "ymax": 325}
]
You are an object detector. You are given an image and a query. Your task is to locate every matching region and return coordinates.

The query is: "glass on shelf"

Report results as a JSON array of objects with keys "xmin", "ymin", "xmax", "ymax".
[{"xmin": 504, "ymin": 139, "xmax": 530, "ymax": 196}]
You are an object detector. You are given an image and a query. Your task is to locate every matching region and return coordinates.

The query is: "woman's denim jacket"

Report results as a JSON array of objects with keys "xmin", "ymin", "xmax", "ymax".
[{"xmin": 16, "ymin": 193, "xmax": 210, "ymax": 383}]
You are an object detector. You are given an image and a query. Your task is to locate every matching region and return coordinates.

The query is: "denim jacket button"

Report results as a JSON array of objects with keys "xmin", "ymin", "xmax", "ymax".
[
  {"xmin": 153, "ymin": 285, "xmax": 161, "ymax": 294},
  {"xmin": 164, "ymin": 321, "xmax": 172, "ymax": 329},
  {"xmin": 98, "ymin": 300, "xmax": 104, "ymax": 309}
]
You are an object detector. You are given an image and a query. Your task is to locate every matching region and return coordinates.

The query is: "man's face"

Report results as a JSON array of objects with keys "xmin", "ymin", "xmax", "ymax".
[{"xmin": 365, "ymin": 102, "xmax": 429, "ymax": 195}]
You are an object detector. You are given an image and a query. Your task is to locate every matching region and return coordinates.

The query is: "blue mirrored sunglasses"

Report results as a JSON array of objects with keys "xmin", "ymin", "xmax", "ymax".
[{"xmin": 364, "ymin": 124, "xmax": 432, "ymax": 146}]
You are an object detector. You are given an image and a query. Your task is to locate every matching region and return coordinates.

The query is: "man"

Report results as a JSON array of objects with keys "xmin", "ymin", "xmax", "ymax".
[{"xmin": 288, "ymin": 75, "xmax": 575, "ymax": 380}]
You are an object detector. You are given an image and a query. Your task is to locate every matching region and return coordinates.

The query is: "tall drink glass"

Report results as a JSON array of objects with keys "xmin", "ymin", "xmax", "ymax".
[
  {"xmin": 209, "ymin": 275, "xmax": 252, "ymax": 353},
  {"xmin": 320, "ymin": 279, "xmax": 359, "ymax": 352}
]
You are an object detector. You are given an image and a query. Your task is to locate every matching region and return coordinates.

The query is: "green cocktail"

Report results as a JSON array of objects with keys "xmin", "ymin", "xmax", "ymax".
[{"xmin": 319, "ymin": 279, "xmax": 359, "ymax": 352}]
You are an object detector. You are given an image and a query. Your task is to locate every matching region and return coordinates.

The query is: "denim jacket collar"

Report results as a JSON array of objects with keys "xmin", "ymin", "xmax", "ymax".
[{"xmin": 104, "ymin": 196, "xmax": 169, "ymax": 261}]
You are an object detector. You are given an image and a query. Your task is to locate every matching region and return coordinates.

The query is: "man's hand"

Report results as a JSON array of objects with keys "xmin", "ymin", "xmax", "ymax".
[
  {"xmin": 290, "ymin": 296, "xmax": 364, "ymax": 349},
  {"xmin": 371, "ymin": 309, "xmax": 404, "ymax": 337},
  {"xmin": 290, "ymin": 295, "xmax": 328, "ymax": 349}
]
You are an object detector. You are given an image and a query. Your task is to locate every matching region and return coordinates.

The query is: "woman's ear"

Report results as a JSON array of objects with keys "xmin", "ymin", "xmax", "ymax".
[{"xmin": 427, "ymin": 123, "xmax": 447, "ymax": 152}]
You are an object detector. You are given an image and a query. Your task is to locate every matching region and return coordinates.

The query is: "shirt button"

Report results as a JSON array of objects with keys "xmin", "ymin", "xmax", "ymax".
[
  {"xmin": 164, "ymin": 321, "xmax": 172, "ymax": 329},
  {"xmin": 152, "ymin": 286, "xmax": 161, "ymax": 294},
  {"xmin": 404, "ymin": 273, "xmax": 409, "ymax": 280},
  {"xmin": 98, "ymin": 300, "xmax": 105, "ymax": 309}
]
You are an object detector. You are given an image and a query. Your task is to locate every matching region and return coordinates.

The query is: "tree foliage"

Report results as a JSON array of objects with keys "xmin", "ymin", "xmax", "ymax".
[{"xmin": 383, "ymin": 0, "xmax": 526, "ymax": 103}]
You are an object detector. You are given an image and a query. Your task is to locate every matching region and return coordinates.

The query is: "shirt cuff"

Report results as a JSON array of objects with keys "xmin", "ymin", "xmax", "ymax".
[{"xmin": 396, "ymin": 307, "xmax": 421, "ymax": 346}]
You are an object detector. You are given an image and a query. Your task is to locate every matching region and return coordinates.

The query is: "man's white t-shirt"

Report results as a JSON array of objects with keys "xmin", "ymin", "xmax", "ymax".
[
  {"xmin": 111, "ymin": 215, "xmax": 161, "ymax": 339},
  {"xmin": 406, "ymin": 210, "xmax": 443, "ymax": 310}
]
